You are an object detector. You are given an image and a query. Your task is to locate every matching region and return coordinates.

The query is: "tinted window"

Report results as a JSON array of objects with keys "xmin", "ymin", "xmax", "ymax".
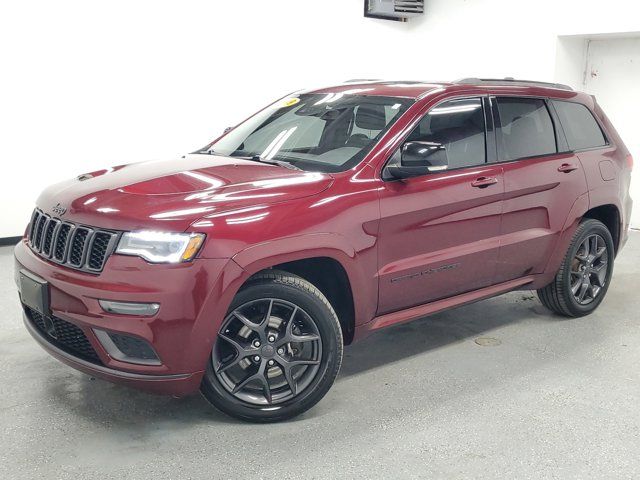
[
  {"xmin": 404, "ymin": 98, "xmax": 486, "ymax": 170},
  {"xmin": 552, "ymin": 100, "xmax": 607, "ymax": 150},
  {"xmin": 495, "ymin": 98, "xmax": 557, "ymax": 161}
]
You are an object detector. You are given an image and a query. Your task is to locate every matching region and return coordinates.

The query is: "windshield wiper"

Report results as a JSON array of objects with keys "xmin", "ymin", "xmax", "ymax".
[
  {"xmin": 193, "ymin": 148, "xmax": 219, "ymax": 155},
  {"xmin": 259, "ymin": 157, "xmax": 302, "ymax": 171},
  {"xmin": 237, "ymin": 154, "xmax": 301, "ymax": 171}
]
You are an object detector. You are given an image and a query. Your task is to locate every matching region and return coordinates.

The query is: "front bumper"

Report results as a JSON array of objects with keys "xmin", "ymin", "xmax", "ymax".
[
  {"xmin": 23, "ymin": 312, "xmax": 201, "ymax": 395},
  {"xmin": 15, "ymin": 240, "xmax": 245, "ymax": 396}
]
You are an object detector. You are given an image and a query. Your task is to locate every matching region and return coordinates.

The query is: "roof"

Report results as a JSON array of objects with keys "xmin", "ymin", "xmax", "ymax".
[
  {"xmin": 453, "ymin": 78, "xmax": 573, "ymax": 91},
  {"xmin": 306, "ymin": 78, "xmax": 578, "ymax": 100},
  {"xmin": 307, "ymin": 81, "xmax": 445, "ymax": 99}
]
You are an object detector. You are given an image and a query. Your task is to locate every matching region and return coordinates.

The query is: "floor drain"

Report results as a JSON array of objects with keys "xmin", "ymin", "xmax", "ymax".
[{"xmin": 475, "ymin": 337, "xmax": 502, "ymax": 347}]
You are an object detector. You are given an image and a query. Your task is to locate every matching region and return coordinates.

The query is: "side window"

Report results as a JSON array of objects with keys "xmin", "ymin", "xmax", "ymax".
[
  {"xmin": 552, "ymin": 100, "xmax": 607, "ymax": 151},
  {"xmin": 404, "ymin": 97, "xmax": 487, "ymax": 170},
  {"xmin": 495, "ymin": 97, "xmax": 557, "ymax": 161}
]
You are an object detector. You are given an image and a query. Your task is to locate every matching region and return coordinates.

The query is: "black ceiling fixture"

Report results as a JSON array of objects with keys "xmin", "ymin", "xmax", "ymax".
[{"xmin": 364, "ymin": 0, "xmax": 425, "ymax": 22}]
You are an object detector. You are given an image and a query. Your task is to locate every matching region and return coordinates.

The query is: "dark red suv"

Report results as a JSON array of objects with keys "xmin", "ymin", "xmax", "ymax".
[{"xmin": 15, "ymin": 78, "xmax": 633, "ymax": 421}]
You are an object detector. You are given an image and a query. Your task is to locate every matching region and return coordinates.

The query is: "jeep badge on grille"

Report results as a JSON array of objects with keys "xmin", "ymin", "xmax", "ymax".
[{"xmin": 51, "ymin": 203, "xmax": 67, "ymax": 216}]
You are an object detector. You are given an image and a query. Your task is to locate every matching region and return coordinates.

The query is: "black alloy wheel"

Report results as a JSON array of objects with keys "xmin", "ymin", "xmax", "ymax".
[
  {"xmin": 537, "ymin": 219, "xmax": 615, "ymax": 317},
  {"xmin": 201, "ymin": 270, "xmax": 343, "ymax": 422},
  {"xmin": 569, "ymin": 233, "xmax": 609, "ymax": 306},
  {"xmin": 213, "ymin": 298, "xmax": 322, "ymax": 405}
]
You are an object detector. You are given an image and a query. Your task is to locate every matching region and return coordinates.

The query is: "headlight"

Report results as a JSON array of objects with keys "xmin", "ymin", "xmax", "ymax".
[{"xmin": 116, "ymin": 231, "xmax": 205, "ymax": 263}]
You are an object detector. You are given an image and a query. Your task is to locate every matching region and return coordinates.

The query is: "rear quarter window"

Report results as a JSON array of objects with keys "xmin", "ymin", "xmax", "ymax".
[{"xmin": 552, "ymin": 100, "xmax": 607, "ymax": 151}]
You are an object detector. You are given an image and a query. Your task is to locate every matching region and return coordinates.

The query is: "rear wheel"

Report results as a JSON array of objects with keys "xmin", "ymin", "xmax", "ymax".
[
  {"xmin": 201, "ymin": 270, "xmax": 343, "ymax": 422},
  {"xmin": 537, "ymin": 219, "xmax": 615, "ymax": 317}
]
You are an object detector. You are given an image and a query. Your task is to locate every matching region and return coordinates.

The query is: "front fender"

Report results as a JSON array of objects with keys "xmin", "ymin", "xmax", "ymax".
[{"xmin": 232, "ymin": 233, "xmax": 377, "ymax": 327}]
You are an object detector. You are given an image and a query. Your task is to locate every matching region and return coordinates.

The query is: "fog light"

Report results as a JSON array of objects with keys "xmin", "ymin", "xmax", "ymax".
[
  {"xmin": 99, "ymin": 300, "xmax": 159, "ymax": 316},
  {"xmin": 93, "ymin": 329, "xmax": 161, "ymax": 366}
]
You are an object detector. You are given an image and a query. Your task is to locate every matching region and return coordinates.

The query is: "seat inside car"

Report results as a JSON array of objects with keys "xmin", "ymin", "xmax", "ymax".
[
  {"xmin": 406, "ymin": 103, "xmax": 485, "ymax": 169},
  {"xmin": 428, "ymin": 111, "xmax": 484, "ymax": 168},
  {"xmin": 503, "ymin": 115, "xmax": 540, "ymax": 160},
  {"xmin": 346, "ymin": 104, "xmax": 386, "ymax": 147}
]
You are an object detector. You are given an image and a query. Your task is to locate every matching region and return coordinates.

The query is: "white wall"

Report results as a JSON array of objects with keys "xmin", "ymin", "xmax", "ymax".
[
  {"xmin": 1, "ymin": 0, "xmax": 640, "ymax": 237},
  {"xmin": 555, "ymin": 34, "xmax": 640, "ymax": 226},
  {"xmin": 555, "ymin": 37, "xmax": 589, "ymax": 89},
  {"xmin": 585, "ymin": 38, "xmax": 640, "ymax": 226}
]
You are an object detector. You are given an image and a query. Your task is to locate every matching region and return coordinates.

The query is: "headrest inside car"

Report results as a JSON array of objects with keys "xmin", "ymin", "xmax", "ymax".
[{"xmin": 355, "ymin": 104, "xmax": 386, "ymax": 130}]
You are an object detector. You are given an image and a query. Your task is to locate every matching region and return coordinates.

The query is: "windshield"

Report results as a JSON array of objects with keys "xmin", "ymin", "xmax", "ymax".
[{"xmin": 202, "ymin": 93, "xmax": 413, "ymax": 172}]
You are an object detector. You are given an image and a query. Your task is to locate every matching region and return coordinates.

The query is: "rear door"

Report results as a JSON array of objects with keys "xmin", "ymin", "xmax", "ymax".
[
  {"xmin": 491, "ymin": 96, "xmax": 588, "ymax": 283},
  {"xmin": 377, "ymin": 97, "xmax": 504, "ymax": 314}
]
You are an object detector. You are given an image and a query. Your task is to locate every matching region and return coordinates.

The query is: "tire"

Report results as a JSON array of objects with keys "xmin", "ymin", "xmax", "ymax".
[
  {"xmin": 201, "ymin": 270, "xmax": 343, "ymax": 422},
  {"xmin": 537, "ymin": 219, "xmax": 615, "ymax": 317}
]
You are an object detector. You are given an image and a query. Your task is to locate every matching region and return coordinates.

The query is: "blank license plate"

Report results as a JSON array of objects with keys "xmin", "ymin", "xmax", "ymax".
[{"xmin": 19, "ymin": 270, "xmax": 49, "ymax": 315}]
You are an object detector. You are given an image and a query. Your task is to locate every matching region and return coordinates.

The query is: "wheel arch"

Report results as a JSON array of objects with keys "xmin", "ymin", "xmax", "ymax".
[
  {"xmin": 231, "ymin": 234, "xmax": 375, "ymax": 345},
  {"xmin": 582, "ymin": 203, "xmax": 621, "ymax": 254},
  {"xmin": 269, "ymin": 257, "xmax": 356, "ymax": 344},
  {"xmin": 540, "ymin": 194, "xmax": 624, "ymax": 285}
]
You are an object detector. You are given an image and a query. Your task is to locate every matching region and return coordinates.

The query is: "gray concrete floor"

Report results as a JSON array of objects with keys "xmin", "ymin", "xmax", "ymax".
[{"xmin": 1, "ymin": 234, "xmax": 640, "ymax": 479}]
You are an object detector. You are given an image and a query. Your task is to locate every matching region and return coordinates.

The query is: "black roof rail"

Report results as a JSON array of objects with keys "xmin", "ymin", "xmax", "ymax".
[
  {"xmin": 343, "ymin": 78, "xmax": 383, "ymax": 83},
  {"xmin": 454, "ymin": 77, "xmax": 573, "ymax": 91}
]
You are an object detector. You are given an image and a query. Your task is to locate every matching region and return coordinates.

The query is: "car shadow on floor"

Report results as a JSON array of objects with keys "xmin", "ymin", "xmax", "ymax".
[
  {"xmin": 339, "ymin": 291, "xmax": 547, "ymax": 378},
  {"xmin": 43, "ymin": 292, "xmax": 549, "ymax": 426}
]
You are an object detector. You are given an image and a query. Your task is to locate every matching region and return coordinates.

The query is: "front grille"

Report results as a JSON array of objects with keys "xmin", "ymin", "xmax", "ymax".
[
  {"xmin": 25, "ymin": 306, "xmax": 102, "ymax": 364},
  {"xmin": 27, "ymin": 208, "xmax": 119, "ymax": 274}
]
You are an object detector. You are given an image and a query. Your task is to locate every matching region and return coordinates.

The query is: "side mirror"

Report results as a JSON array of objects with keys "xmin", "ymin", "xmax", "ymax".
[{"xmin": 386, "ymin": 141, "xmax": 449, "ymax": 180}]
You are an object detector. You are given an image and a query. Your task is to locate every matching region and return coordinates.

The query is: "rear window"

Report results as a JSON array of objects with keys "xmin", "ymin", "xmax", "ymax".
[
  {"xmin": 552, "ymin": 100, "xmax": 607, "ymax": 151},
  {"xmin": 495, "ymin": 98, "xmax": 557, "ymax": 161}
]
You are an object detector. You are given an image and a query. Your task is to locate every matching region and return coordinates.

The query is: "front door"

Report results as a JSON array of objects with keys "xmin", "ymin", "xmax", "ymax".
[{"xmin": 377, "ymin": 97, "xmax": 504, "ymax": 314}]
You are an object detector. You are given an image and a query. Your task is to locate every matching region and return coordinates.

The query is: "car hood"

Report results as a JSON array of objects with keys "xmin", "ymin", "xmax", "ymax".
[{"xmin": 36, "ymin": 154, "xmax": 334, "ymax": 232}]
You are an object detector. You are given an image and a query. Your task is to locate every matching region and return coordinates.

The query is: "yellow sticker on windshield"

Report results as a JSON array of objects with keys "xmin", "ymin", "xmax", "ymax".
[{"xmin": 282, "ymin": 97, "xmax": 300, "ymax": 107}]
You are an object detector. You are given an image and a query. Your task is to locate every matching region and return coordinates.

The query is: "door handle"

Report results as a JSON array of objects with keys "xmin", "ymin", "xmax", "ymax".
[
  {"xmin": 558, "ymin": 163, "xmax": 579, "ymax": 173},
  {"xmin": 471, "ymin": 176, "xmax": 498, "ymax": 188}
]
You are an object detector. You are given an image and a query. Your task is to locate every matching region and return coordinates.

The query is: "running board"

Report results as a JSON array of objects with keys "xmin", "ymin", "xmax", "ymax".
[{"xmin": 370, "ymin": 276, "xmax": 535, "ymax": 331}]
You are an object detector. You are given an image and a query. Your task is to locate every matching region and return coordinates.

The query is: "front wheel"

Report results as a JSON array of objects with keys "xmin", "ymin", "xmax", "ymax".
[
  {"xmin": 537, "ymin": 219, "xmax": 615, "ymax": 317},
  {"xmin": 201, "ymin": 270, "xmax": 343, "ymax": 422}
]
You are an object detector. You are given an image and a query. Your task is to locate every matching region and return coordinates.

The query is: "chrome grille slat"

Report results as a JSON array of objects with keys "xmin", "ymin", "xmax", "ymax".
[
  {"xmin": 26, "ymin": 208, "xmax": 119, "ymax": 274},
  {"xmin": 34, "ymin": 214, "xmax": 48, "ymax": 251},
  {"xmin": 68, "ymin": 227, "xmax": 90, "ymax": 266},
  {"xmin": 53, "ymin": 223, "xmax": 73, "ymax": 262},
  {"xmin": 87, "ymin": 232, "xmax": 116, "ymax": 271},
  {"xmin": 42, "ymin": 219, "xmax": 60, "ymax": 257},
  {"xmin": 28, "ymin": 210, "xmax": 40, "ymax": 243}
]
